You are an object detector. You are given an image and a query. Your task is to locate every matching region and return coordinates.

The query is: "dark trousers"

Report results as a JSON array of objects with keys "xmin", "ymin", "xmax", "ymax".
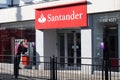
[{"xmin": 17, "ymin": 54, "xmax": 21, "ymax": 67}]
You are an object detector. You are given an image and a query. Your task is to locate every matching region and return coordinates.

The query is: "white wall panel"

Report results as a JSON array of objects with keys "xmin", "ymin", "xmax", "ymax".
[
  {"xmin": 81, "ymin": 29, "xmax": 92, "ymax": 60},
  {"xmin": 81, "ymin": 29, "xmax": 92, "ymax": 74},
  {"xmin": 44, "ymin": 29, "xmax": 57, "ymax": 57},
  {"xmin": 87, "ymin": 0, "xmax": 120, "ymax": 13},
  {"xmin": 36, "ymin": 30, "xmax": 44, "ymax": 69}
]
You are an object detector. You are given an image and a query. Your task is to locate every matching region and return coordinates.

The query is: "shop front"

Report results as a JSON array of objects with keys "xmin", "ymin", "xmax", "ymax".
[
  {"xmin": 93, "ymin": 12, "xmax": 120, "ymax": 72},
  {"xmin": 35, "ymin": 1, "xmax": 92, "ymax": 70},
  {"xmin": 0, "ymin": 21, "xmax": 35, "ymax": 66}
]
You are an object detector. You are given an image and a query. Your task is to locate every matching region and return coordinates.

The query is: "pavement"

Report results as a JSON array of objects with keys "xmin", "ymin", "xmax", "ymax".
[{"xmin": 0, "ymin": 63, "xmax": 120, "ymax": 80}]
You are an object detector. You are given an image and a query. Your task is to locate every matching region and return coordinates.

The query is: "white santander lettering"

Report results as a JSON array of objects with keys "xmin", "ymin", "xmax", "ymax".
[{"xmin": 47, "ymin": 11, "xmax": 83, "ymax": 22}]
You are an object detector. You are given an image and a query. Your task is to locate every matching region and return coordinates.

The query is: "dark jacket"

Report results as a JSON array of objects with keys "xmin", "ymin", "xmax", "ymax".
[{"xmin": 17, "ymin": 44, "xmax": 24, "ymax": 55}]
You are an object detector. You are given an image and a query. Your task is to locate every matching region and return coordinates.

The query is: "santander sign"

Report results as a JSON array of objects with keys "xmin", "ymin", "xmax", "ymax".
[
  {"xmin": 38, "ymin": 11, "xmax": 83, "ymax": 23},
  {"xmin": 35, "ymin": 3, "xmax": 87, "ymax": 29}
]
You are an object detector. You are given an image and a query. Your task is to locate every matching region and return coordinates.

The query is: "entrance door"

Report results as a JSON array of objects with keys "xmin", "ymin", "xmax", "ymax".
[
  {"xmin": 58, "ymin": 31, "xmax": 81, "ymax": 67},
  {"xmin": 103, "ymin": 25, "xmax": 118, "ymax": 71}
]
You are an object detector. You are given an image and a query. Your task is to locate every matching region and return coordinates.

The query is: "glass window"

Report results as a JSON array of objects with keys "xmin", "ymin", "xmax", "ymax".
[
  {"xmin": 0, "ymin": 28, "xmax": 35, "ymax": 63},
  {"xmin": 0, "ymin": 0, "xmax": 8, "ymax": 8}
]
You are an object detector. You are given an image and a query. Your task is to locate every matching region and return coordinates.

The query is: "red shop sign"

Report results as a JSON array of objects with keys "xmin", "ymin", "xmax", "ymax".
[{"xmin": 35, "ymin": 3, "xmax": 87, "ymax": 29}]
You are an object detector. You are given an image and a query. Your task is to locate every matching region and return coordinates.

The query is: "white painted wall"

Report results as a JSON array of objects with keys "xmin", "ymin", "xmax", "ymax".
[
  {"xmin": 44, "ymin": 29, "xmax": 57, "ymax": 69},
  {"xmin": 36, "ymin": 29, "xmax": 57, "ymax": 69},
  {"xmin": 0, "ymin": 0, "xmax": 120, "ymax": 23},
  {"xmin": 44, "ymin": 29, "xmax": 57, "ymax": 58},
  {"xmin": 81, "ymin": 29, "xmax": 92, "ymax": 59},
  {"xmin": 81, "ymin": 29, "xmax": 92, "ymax": 74},
  {"xmin": 36, "ymin": 30, "xmax": 44, "ymax": 69},
  {"xmin": 87, "ymin": 0, "xmax": 120, "ymax": 13}
]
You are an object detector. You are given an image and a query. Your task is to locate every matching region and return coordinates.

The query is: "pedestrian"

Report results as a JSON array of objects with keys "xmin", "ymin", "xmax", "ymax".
[{"xmin": 16, "ymin": 41, "xmax": 24, "ymax": 69}]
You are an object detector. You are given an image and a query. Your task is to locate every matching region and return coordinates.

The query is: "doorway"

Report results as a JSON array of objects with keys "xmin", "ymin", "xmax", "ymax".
[
  {"xmin": 103, "ymin": 25, "xmax": 118, "ymax": 71},
  {"xmin": 58, "ymin": 30, "xmax": 81, "ymax": 68}
]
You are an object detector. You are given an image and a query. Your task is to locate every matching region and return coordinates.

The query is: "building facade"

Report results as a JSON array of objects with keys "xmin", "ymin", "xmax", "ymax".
[{"xmin": 0, "ymin": 0, "xmax": 120, "ymax": 72}]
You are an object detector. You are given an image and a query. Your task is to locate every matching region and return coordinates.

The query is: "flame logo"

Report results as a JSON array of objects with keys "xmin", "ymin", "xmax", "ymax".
[{"xmin": 38, "ymin": 14, "xmax": 46, "ymax": 23}]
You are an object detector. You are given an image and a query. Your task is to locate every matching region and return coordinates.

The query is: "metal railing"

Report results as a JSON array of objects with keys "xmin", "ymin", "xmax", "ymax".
[{"xmin": 0, "ymin": 55, "xmax": 120, "ymax": 80}]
